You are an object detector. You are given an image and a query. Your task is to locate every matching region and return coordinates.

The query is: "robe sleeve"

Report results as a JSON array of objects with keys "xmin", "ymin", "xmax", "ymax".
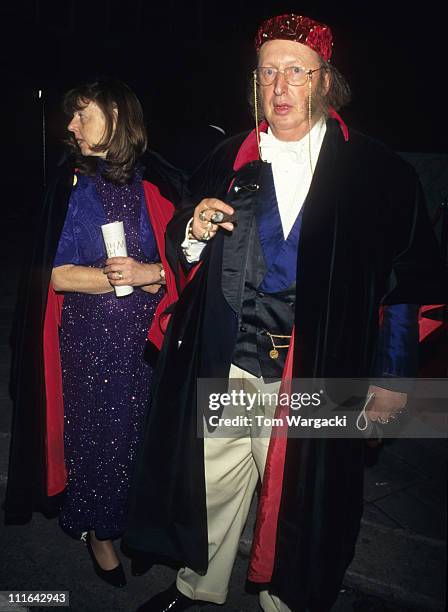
[
  {"xmin": 373, "ymin": 168, "xmax": 443, "ymax": 392},
  {"xmin": 372, "ymin": 304, "xmax": 419, "ymax": 391},
  {"xmin": 165, "ymin": 134, "xmax": 247, "ymax": 281}
]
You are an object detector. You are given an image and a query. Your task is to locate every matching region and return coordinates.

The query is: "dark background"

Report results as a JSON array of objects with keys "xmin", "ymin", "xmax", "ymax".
[
  {"xmin": 0, "ymin": 0, "xmax": 445, "ymax": 207},
  {"xmin": 0, "ymin": 8, "xmax": 446, "ymax": 611}
]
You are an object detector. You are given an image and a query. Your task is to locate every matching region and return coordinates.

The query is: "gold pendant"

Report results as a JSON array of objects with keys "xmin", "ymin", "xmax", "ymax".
[{"xmin": 269, "ymin": 349, "xmax": 279, "ymax": 359}]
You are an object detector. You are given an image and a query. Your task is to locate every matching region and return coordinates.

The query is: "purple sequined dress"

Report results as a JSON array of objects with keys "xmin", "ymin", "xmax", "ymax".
[{"xmin": 55, "ymin": 168, "xmax": 162, "ymax": 540}]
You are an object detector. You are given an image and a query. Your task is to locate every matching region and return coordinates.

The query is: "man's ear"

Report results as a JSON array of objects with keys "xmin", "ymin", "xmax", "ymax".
[{"xmin": 322, "ymin": 68, "xmax": 331, "ymax": 96}]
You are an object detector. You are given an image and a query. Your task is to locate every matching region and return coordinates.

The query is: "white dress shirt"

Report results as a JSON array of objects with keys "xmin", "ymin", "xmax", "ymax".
[{"xmin": 182, "ymin": 118, "xmax": 327, "ymax": 262}]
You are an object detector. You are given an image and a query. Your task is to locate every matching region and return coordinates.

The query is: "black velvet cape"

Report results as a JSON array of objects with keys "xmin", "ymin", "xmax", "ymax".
[
  {"xmin": 125, "ymin": 120, "xmax": 446, "ymax": 611},
  {"xmin": 4, "ymin": 151, "xmax": 185, "ymax": 526}
]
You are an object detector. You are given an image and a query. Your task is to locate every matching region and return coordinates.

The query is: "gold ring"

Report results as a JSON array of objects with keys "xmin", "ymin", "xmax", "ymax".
[
  {"xmin": 206, "ymin": 221, "xmax": 213, "ymax": 230},
  {"xmin": 202, "ymin": 230, "xmax": 211, "ymax": 241},
  {"xmin": 199, "ymin": 209, "xmax": 209, "ymax": 222},
  {"xmin": 117, "ymin": 270, "xmax": 123, "ymax": 280},
  {"xmin": 377, "ymin": 416, "xmax": 389, "ymax": 425}
]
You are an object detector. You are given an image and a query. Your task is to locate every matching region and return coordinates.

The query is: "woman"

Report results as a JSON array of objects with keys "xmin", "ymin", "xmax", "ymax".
[{"xmin": 5, "ymin": 79, "xmax": 184, "ymax": 586}]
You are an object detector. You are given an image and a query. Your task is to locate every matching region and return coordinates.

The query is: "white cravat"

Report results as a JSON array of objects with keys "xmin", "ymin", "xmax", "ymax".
[
  {"xmin": 259, "ymin": 119, "xmax": 327, "ymax": 238},
  {"xmin": 182, "ymin": 118, "xmax": 327, "ymax": 261},
  {"xmin": 259, "ymin": 132, "xmax": 308, "ymax": 165}
]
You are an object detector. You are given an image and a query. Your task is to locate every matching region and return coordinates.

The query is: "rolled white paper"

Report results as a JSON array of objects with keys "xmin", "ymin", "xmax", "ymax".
[{"xmin": 101, "ymin": 221, "xmax": 133, "ymax": 297}]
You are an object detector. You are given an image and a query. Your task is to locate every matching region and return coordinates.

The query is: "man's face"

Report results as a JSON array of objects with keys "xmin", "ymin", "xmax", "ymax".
[
  {"xmin": 258, "ymin": 39, "xmax": 327, "ymax": 141},
  {"xmin": 67, "ymin": 100, "xmax": 108, "ymax": 157}
]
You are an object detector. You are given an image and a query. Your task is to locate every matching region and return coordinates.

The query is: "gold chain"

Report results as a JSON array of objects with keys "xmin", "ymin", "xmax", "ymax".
[
  {"xmin": 308, "ymin": 73, "xmax": 313, "ymax": 175},
  {"xmin": 253, "ymin": 72, "xmax": 263, "ymax": 160},
  {"xmin": 266, "ymin": 332, "xmax": 291, "ymax": 359},
  {"xmin": 254, "ymin": 69, "xmax": 314, "ymax": 173}
]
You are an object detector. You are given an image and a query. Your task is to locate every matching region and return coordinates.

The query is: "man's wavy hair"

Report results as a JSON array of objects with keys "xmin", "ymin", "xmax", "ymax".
[
  {"xmin": 63, "ymin": 79, "xmax": 147, "ymax": 184},
  {"xmin": 249, "ymin": 60, "xmax": 351, "ymax": 121}
]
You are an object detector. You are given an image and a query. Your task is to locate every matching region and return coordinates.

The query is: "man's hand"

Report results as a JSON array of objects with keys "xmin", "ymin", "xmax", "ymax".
[
  {"xmin": 366, "ymin": 385, "xmax": 407, "ymax": 424},
  {"xmin": 191, "ymin": 198, "xmax": 235, "ymax": 241}
]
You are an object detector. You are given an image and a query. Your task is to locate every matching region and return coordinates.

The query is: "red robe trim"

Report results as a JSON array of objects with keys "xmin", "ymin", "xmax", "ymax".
[
  {"xmin": 419, "ymin": 304, "xmax": 444, "ymax": 342},
  {"xmin": 42, "ymin": 179, "xmax": 177, "ymax": 496},
  {"xmin": 248, "ymin": 329, "xmax": 295, "ymax": 582},
  {"xmin": 43, "ymin": 289, "xmax": 66, "ymax": 496},
  {"xmin": 144, "ymin": 181, "xmax": 182, "ymax": 349}
]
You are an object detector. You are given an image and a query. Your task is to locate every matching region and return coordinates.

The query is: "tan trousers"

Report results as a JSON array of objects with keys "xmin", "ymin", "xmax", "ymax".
[
  {"xmin": 176, "ymin": 364, "xmax": 283, "ymax": 605},
  {"xmin": 259, "ymin": 591, "xmax": 293, "ymax": 612}
]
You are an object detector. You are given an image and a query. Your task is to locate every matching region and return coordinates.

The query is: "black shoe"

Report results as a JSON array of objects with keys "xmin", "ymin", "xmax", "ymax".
[
  {"xmin": 86, "ymin": 532, "xmax": 126, "ymax": 588},
  {"xmin": 131, "ymin": 552, "xmax": 154, "ymax": 577},
  {"xmin": 135, "ymin": 581, "xmax": 208, "ymax": 611}
]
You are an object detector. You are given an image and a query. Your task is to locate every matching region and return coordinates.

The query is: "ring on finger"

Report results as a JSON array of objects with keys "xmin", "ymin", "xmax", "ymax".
[
  {"xmin": 202, "ymin": 229, "xmax": 211, "ymax": 241},
  {"xmin": 377, "ymin": 416, "xmax": 389, "ymax": 424},
  {"xmin": 199, "ymin": 209, "xmax": 209, "ymax": 222},
  {"xmin": 206, "ymin": 221, "xmax": 213, "ymax": 231},
  {"xmin": 117, "ymin": 270, "xmax": 123, "ymax": 280}
]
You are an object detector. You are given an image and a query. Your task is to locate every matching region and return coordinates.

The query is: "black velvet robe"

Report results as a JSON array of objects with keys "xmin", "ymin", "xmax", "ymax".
[
  {"xmin": 4, "ymin": 151, "xmax": 185, "ymax": 525},
  {"xmin": 125, "ymin": 120, "xmax": 446, "ymax": 611}
]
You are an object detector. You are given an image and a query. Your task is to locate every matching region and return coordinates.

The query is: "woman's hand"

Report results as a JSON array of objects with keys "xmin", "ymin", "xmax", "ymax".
[
  {"xmin": 104, "ymin": 257, "xmax": 165, "ymax": 289},
  {"xmin": 191, "ymin": 198, "xmax": 235, "ymax": 242}
]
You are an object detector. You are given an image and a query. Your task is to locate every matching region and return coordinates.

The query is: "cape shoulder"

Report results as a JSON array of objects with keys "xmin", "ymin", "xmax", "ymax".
[
  {"xmin": 187, "ymin": 132, "xmax": 250, "ymax": 200},
  {"xmin": 343, "ymin": 127, "xmax": 419, "ymax": 185}
]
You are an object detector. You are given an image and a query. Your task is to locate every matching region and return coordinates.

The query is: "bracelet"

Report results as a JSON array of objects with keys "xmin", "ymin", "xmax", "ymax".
[
  {"xmin": 156, "ymin": 262, "xmax": 166, "ymax": 281},
  {"xmin": 187, "ymin": 218, "xmax": 199, "ymax": 242}
]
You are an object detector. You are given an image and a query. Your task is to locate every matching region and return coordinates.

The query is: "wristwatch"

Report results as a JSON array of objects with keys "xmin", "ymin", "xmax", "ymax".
[{"xmin": 158, "ymin": 263, "xmax": 166, "ymax": 281}]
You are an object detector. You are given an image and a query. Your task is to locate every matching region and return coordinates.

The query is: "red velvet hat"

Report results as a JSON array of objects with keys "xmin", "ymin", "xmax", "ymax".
[{"xmin": 255, "ymin": 14, "xmax": 333, "ymax": 62}]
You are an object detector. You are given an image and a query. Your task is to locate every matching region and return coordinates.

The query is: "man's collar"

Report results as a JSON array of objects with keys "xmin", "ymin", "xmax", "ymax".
[
  {"xmin": 233, "ymin": 109, "xmax": 348, "ymax": 172},
  {"xmin": 265, "ymin": 117, "xmax": 325, "ymax": 144}
]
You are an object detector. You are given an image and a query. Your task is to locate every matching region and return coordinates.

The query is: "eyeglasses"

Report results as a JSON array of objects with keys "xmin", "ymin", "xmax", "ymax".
[{"xmin": 254, "ymin": 66, "xmax": 322, "ymax": 86}]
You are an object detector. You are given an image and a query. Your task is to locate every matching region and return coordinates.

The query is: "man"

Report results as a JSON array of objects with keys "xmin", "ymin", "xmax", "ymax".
[{"xmin": 125, "ymin": 14, "xmax": 445, "ymax": 612}]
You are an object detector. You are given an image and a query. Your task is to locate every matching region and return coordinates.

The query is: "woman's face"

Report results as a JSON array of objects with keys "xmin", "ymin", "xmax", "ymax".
[{"xmin": 67, "ymin": 100, "xmax": 108, "ymax": 157}]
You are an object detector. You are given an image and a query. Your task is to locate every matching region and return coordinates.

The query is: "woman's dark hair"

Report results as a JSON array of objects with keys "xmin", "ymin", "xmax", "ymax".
[{"xmin": 63, "ymin": 79, "xmax": 147, "ymax": 184}]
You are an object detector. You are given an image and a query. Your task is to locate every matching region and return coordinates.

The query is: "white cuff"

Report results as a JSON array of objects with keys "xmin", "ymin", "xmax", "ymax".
[{"xmin": 181, "ymin": 218, "xmax": 207, "ymax": 263}]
